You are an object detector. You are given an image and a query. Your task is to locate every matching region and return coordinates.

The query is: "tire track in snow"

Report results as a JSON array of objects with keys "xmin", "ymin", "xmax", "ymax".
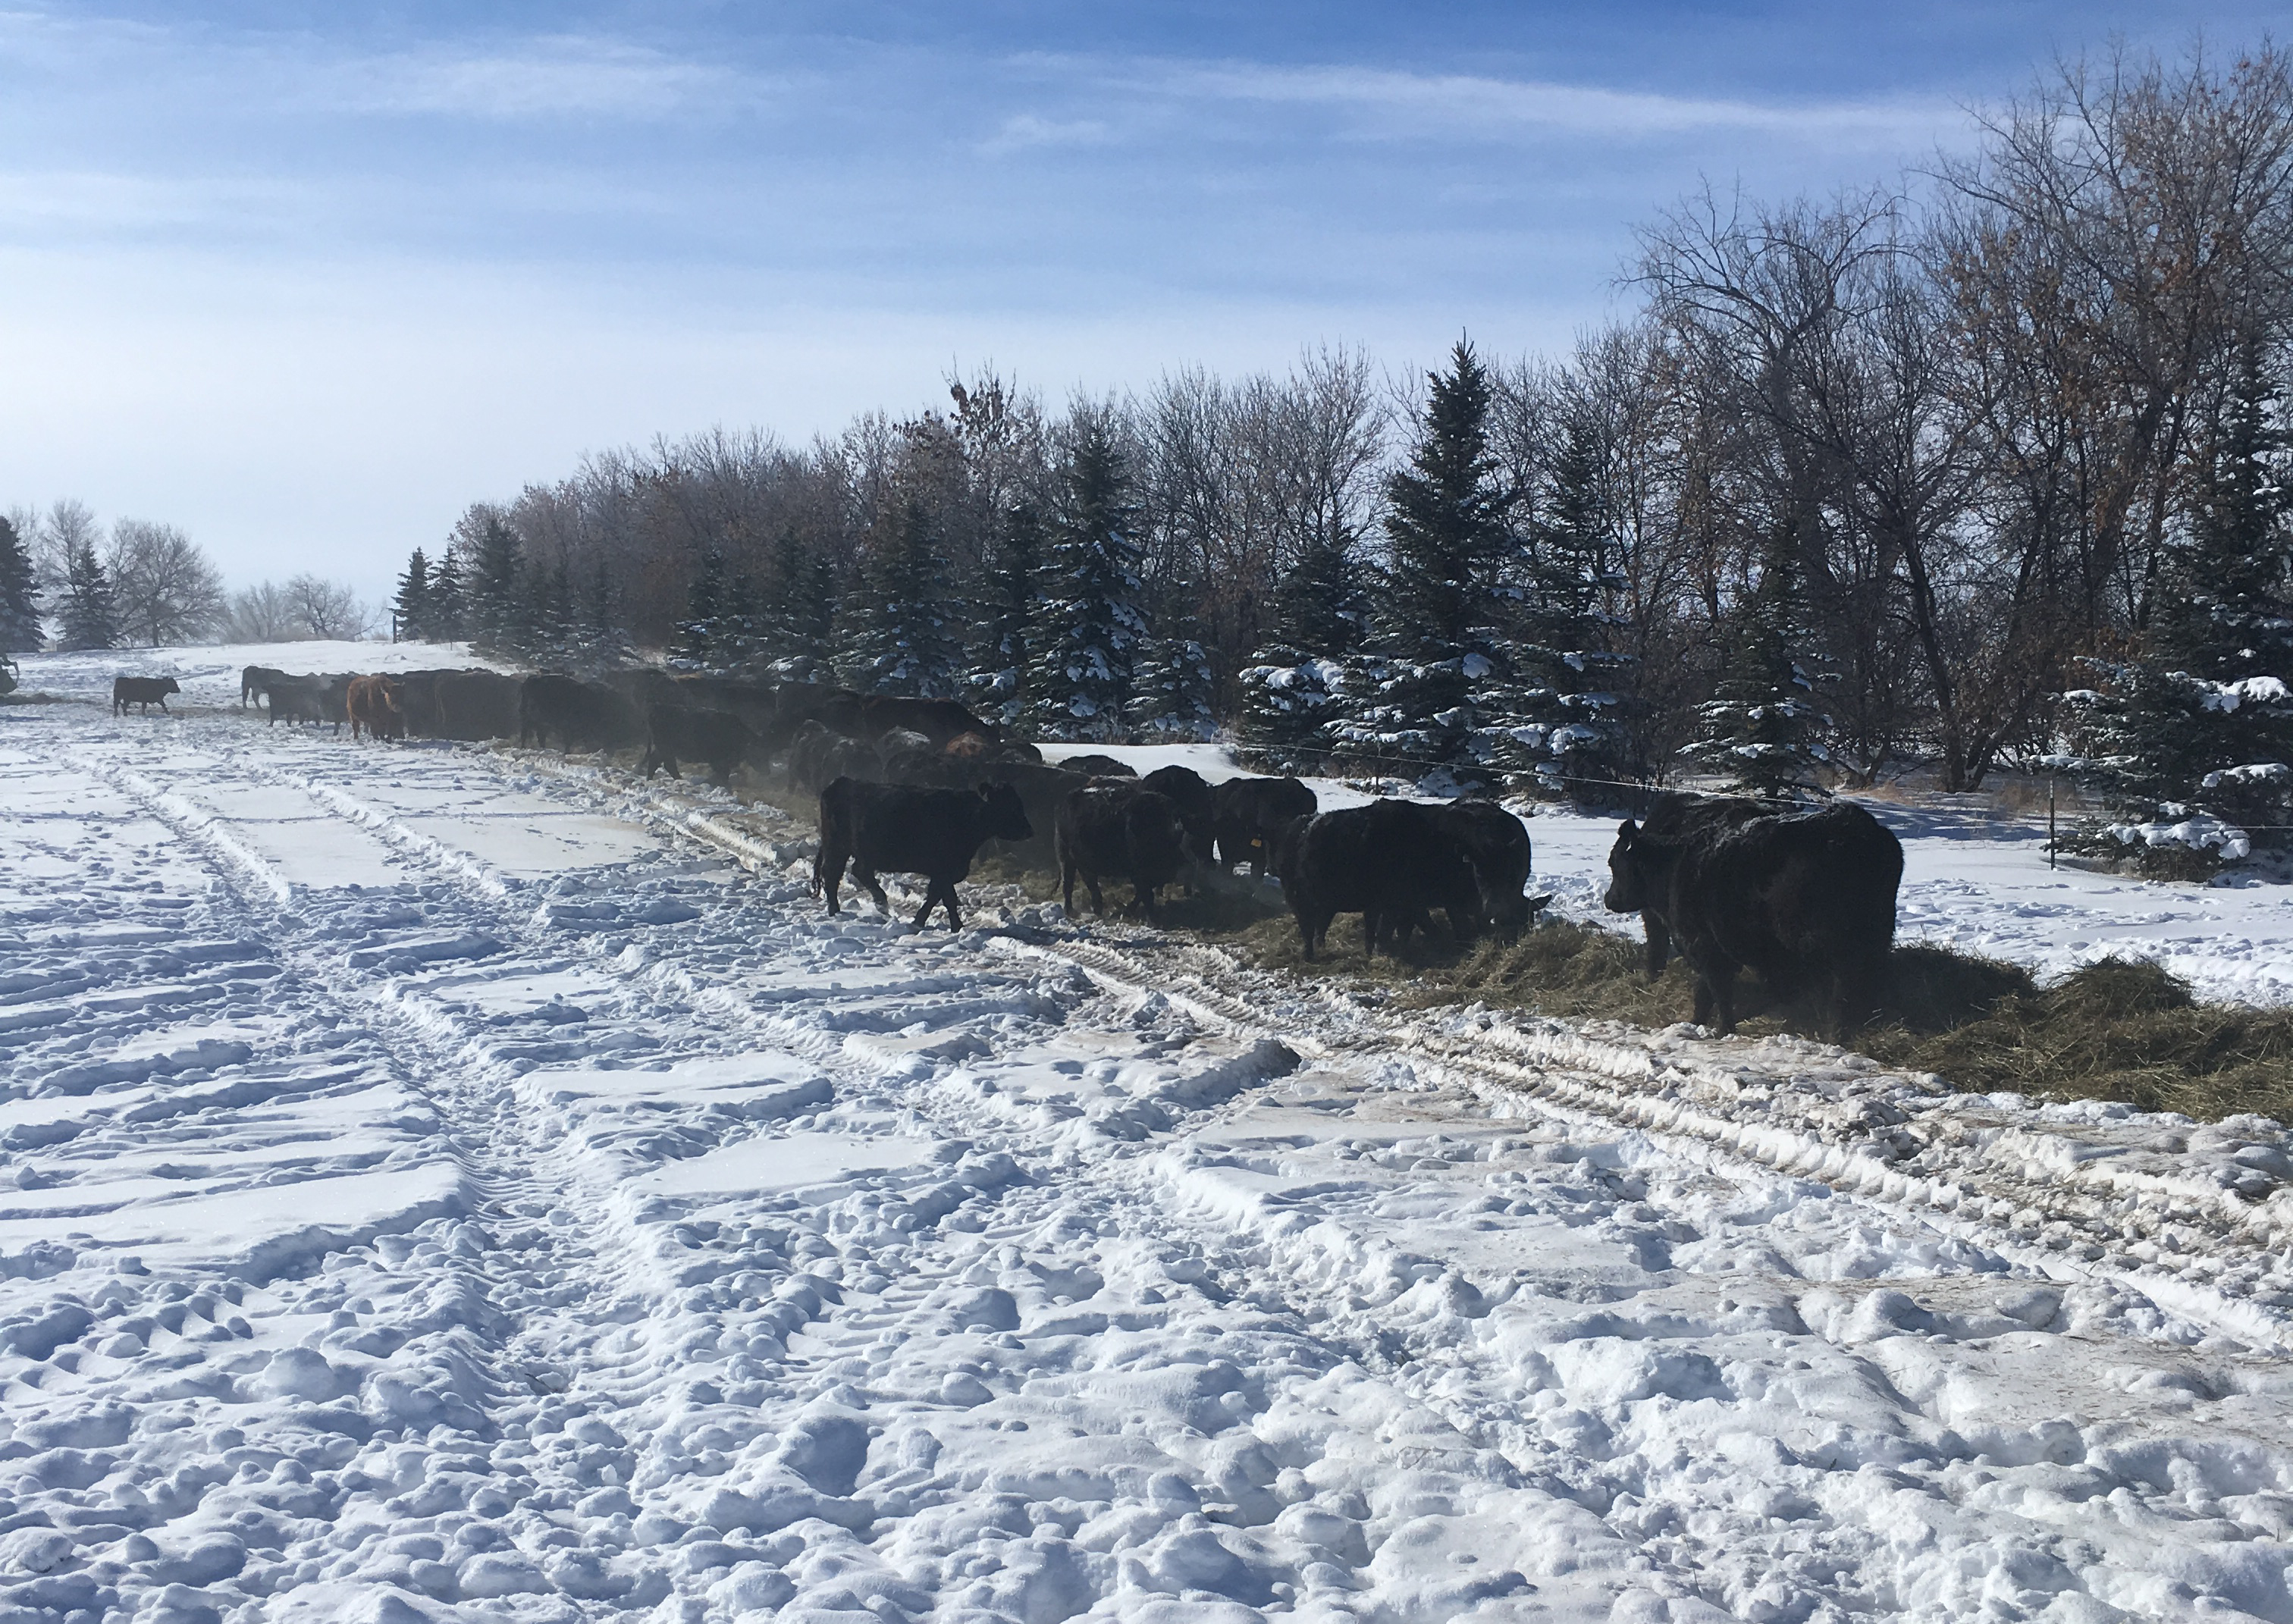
[
  {"xmin": 52, "ymin": 735, "xmax": 855, "ymax": 1613},
  {"xmin": 994, "ymin": 932, "xmax": 2293, "ymax": 1352}
]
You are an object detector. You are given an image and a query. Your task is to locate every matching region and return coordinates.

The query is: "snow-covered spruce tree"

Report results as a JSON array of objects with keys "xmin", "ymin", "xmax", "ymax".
[
  {"xmin": 1685, "ymin": 522, "xmax": 1836, "ymax": 797},
  {"xmin": 57, "ymin": 538, "xmax": 121, "ymax": 652},
  {"xmin": 1327, "ymin": 340, "xmax": 1513, "ymax": 789},
  {"xmin": 842, "ymin": 499, "xmax": 960, "ymax": 698},
  {"xmin": 2057, "ymin": 338, "xmax": 2293, "ymax": 870},
  {"xmin": 968, "ymin": 502, "xmax": 1046, "ymax": 730},
  {"xmin": 1489, "ymin": 413, "xmax": 1636, "ymax": 800},
  {"xmin": 428, "ymin": 544, "xmax": 469, "ymax": 643},
  {"xmin": 1031, "ymin": 415, "xmax": 1147, "ymax": 741},
  {"xmin": 0, "ymin": 514, "xmax": 40, "ymax": 654},
  {"xmin": 1238, "ymin": 527, "xmax": 1368, "ymax": 771},
  {"xmin": 761, "ymin": 529, "xmax": 835, "ymax": 683},
  {"xmin": 673, "ymin": 548, "xmax": 729, "ymax": 670},
  {"xmin": 463, "ymin": 515, "xmax": 529, "ymax": 659},
  {"xmin": 1128, "ymin": 620, "xmax": 1217, "ymax": 741},
  {"xmin": 721, "ymin": 566, "xmax": 765, "ymax": 673},
  {"xmin": 393, "ymin": 549, "xmax": 434, "ymax": 643},
  {"xmin": 530, "ymin": 556, "xmax": 581, "ymax": 671},
  {"xmin": 575, "ymin": 563, "xmax": 632, "ymax": 673}
]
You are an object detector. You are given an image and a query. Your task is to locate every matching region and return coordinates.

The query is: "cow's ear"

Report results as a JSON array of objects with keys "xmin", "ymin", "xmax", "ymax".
[{"xmin": 1617, "ymin": 820, "xmax": 1637, "ymax": 841}]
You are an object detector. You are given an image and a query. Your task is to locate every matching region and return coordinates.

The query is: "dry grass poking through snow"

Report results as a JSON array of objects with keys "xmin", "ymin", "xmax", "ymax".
[{"xmin": 1228, "ymin": 913, "xmax": 2293, "ymax": 1124}]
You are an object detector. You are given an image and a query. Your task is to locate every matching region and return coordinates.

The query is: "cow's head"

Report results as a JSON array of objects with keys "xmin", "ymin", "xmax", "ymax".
[
  {"xmin": 1603, "ymin": 820, "xmax": 1650, "ymax": 913},
  {"xmin": 160, "ymin": 676, "xmax": 181, "ymax": 695},
  {"xmin": 977, "ymin": 781, "xmax": 1033, "ymax": 843},
  {"xmin": 1474, "ymin": 864, "xmax": 1533, "ymax": 942}
]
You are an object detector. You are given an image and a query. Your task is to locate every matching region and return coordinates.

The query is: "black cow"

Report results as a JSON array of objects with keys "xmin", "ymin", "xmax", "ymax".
[
  {"xmin": 1613, "ymin": 793, "xmax": 1776, "ymax": 980},
  {"xmin": 764, "ymin": 683, "xmax": 860, "ymax": 751},
  {"xmin": 519, "ymin": 675, "xmax": 640, "ymax": 752},
  {"xmin": 819, "ymin": 736, "xmax": 883, "ymax": 785},
  {"xmin": 1604, "ymin": 798, "xmax": 1903, "ymax": 1036},
  {"xmin": 669, "ymin": 675, "xmax": 778, "ymax": 734},
  {"xmin": 262, "ymin": 676, "xmax": 319, "ymax": 726},
  {"xmin": 1056, "ymin": 785, "xmax": 1190, "ymax": 923},
  {"xmin": 787, "ymin": 719, "xmax": 841, "ymax": 792},
  {"xmin": 1213, "ymin": 775, "xmax": 1319, "ymax": 876},
  {"xmin": 431, "ymin": 670, "xmax": 522, "ymax": 741},
  {"xmin": 112, "ymin": 676, "xmax": 180, "ymax": 716},
  {"xmin": 995, "ymin": 761, "xmax": 1094, "ymax": 864},
  {"xmin": 391, "ymin": 669, "xmax": 451, "ymax": 736},
  {"xmin": 240, "ymin": 665, "xmax": 287, "ymax": 709},
  {"xmin": 641, "ymin": 704, "xmax": 754, "ymax": 785},
  {"xmin": 1434, "ymin": 800, "xmax": 1536, "ymax": 939},
  {"xmin": 1284, "ymin": 800, "xmax": 1484, "ymax": 961},
  {"xmin": 860, "ymin": 695, "xmax": 999, "ymax": 748},
  {"xmin": 1140, "ymin": 766, "xmax": 1218, "ymax": 867},
  {"xmin": 814, "ymin": 778, "xmax": 1034, "ymax": 928}
]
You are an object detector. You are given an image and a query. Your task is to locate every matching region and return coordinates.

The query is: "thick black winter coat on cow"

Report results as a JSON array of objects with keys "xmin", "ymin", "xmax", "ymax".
[
  {"xmin": 240, "ymin": 666, "xmax": 287, "ymax": 709},
  {"xmin": 1139, "ymin": 766, "xmax": 1218, "ymax": 867},
  {"xmin": 1213, "ymin": 776, "xmax": 1319, "ymax": 875},
  {"xmin": 814, "ymin": 777, "xmax": 1034, "ymax": 929},
  {"xmin": 1612, "ymin": 792, "xmax": 1775, "ymax": 979},
  {"xmin": 111, "ymin": 676, "xmax": 180, "ymax": 716},
  {"xmin": 641, "ymin": 704, "xmax": 755, "ymax": 785},
  {"xmin": 1432, "ymin": 801, "xmax": 1537, "ymax": 939},
  {"xmin": 1603, "ymin": 798, "xmax": 1903, "ymax": 1036},
  {"xmin": 1282, "ymin": 800, "xmax": 1485, "ymax": 960},
  {"xmin": 519, "ymin": 676, "xmax": 641, "ymax": 753},
  {"xmin": 1056, "ymin": 785, "xmax": 1190, "ymax": 923}
]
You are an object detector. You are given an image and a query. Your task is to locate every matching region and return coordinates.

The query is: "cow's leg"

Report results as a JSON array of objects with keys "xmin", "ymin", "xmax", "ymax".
[
  {"xmin": 919, "ymin": 879, "xmax": 960, "ymax": 930},
  {"xmin": 819, "ymin": 851, "xmax": 845, "ymax": 913},
  {"xmin": 1085, "ymin": 874, "xmax": 1106, "ymax": 917},
  {"xmin": 1060, "ymin": 862, "xmax": 1077, "ymax": 916},
  {"xmin": 158, "ymin": 697, "xmax": 171, "ymax": 713},
  {"xmin": 1697, "ymin": 965, "xmax": 1739, "ymax": 1035},
  {"xmin": 1134, "ymin": 882, "xmax": 1156, "ymax": 923},
  {"xmin": 1644, "ymin": 915, "xmax": 1672, "ymax": 979},
  {"xmin": 857, "ymin": 868, "xmax": 891, "ymax": 915}
]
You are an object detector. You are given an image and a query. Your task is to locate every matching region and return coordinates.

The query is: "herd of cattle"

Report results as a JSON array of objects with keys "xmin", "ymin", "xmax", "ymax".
[{"xmin": 127, "ymin": 663, "xmax": 1909, "ymax": 1039}]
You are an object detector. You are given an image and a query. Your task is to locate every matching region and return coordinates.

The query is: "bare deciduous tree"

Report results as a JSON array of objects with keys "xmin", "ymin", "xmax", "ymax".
[
  {"xmin": 284, "ymin": 575, "xmax": 375, "ymax": 641},
  {"xmin": 109, "ymin": 520, "xmax": 226, "ymax": 647}
]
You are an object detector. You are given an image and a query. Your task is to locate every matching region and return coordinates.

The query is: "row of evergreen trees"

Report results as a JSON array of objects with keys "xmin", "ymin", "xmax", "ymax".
[
  {"xmin": 405, "ymin": 415, "xmax": 1221, "ymax": 745},
  {"xmin": 393, "ymin": 343, "xmax": 1844, "ymax": 799}
]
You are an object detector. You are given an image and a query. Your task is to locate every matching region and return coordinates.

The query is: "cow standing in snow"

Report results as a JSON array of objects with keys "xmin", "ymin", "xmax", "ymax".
[
  {"xmin": 814, "ymin": 778, "xmax": 1034, "ymax": 930},
  {"xmin": 1603, "ymin": 798, "xmax": 1903, "ymax": 1037},
  {"xmin": 111, "ymin": 676, "xmax": 180, "ymax": 716}
]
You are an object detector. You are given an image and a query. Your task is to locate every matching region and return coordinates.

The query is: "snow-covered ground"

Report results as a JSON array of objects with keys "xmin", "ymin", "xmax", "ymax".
[{"xmin": 4, "ymin": 653, "xmax": 2293, "ymax": 1622}]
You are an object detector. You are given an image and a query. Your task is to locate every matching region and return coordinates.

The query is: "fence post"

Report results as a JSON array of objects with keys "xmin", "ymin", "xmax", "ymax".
[{"xmin": 2049, "ymin": 777, "xmax": 2056, "ymax": 870}]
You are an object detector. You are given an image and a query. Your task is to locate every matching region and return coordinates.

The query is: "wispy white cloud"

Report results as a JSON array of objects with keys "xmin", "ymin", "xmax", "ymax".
[
  {"xmin": 309, "ymin": 36, "xmax": 748, "ymax": 123},
  {"xmin": 977, "ymin": 112, "xmax": 1112, "ymax": 157},
  {"xmin": 1120, "ymin": 58, "xmax": 1956, "ymax": 147}
]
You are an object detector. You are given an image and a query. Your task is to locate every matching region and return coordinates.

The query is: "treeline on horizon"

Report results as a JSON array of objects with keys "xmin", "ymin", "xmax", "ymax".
[{"xmin": 408, "ymin": 44, "xmax": 2291, "ymax": 814}]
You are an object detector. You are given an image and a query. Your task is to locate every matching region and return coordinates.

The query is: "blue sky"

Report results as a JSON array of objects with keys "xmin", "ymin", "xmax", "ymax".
[{"xmin": 1, "ymin": 2, "xmax": 2280, "ymax": 599}]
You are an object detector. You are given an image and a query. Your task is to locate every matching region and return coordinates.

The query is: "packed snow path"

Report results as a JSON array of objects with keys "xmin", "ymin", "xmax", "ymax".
[{"xmin": 4, "ymin": 698, "xmax": 2293, "ymax": 1624}]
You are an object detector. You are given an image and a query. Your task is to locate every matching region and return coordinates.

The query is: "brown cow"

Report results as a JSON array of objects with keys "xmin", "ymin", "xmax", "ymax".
[{"xmin": 347, "ymin": 675, "xmax": 406, "ymax": 742}]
